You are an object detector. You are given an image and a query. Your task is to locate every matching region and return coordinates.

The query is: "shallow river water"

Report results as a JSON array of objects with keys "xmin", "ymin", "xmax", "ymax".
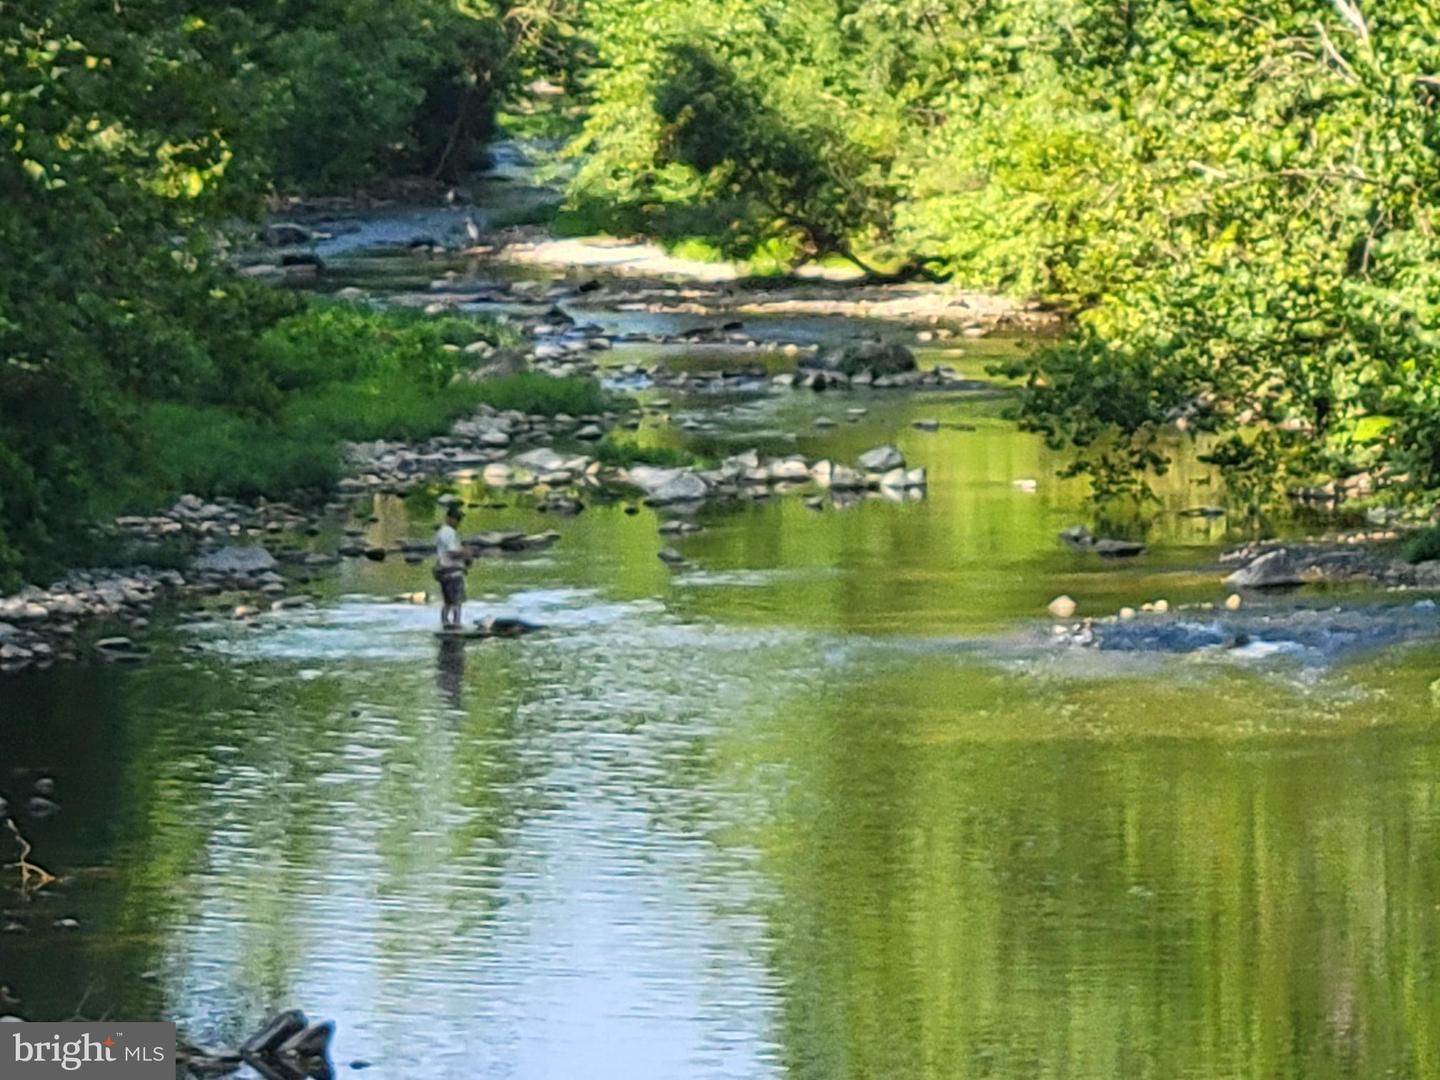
[{"xmin": 4, "ymin": 248, "xmax": 1440, "ymax": 1080}]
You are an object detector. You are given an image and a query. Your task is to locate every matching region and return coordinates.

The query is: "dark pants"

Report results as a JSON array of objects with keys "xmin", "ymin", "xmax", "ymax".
[{"xmin": 438, "ymin": 569, "xmax": 466, "ymax": 606}]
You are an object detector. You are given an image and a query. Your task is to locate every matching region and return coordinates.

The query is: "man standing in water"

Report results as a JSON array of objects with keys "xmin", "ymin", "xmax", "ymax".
[{"xmin": 434, "ymin": 503, "xmax": 470, "ymax": 629}]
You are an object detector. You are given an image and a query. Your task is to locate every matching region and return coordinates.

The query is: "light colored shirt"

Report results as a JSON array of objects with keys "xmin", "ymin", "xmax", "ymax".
[{"xmin": 436, "ymin": 524, "xmax": 466, "ymax": 569}]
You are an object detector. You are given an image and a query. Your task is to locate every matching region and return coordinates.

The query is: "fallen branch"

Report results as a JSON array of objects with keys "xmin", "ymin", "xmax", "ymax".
[{"xmin": 4, "ymin": 817, "xmax": 56, "ymax": 895}]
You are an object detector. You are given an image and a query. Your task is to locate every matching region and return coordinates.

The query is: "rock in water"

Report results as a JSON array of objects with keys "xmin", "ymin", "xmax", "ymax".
[
  {"xmin": 1224, "ymin": 550, "xmax": 1301, "ymax": 588},
  {"xmin": 194, "ymin": 546, "xmax": 278, "ymax": 575},
  {"xmin": 473, "ymin": 616, "xmax": 544, "ymax": 637},
  {"xmin": 628, "ymin": 467, "xmax": 708, "ymax": 505},
  {"xmin": 658, "ymin": 547, "xmax": 686, "ymax": 566},
  {"xmin": 264, "ymin": 222, "xmax": 312, "ymax": 246},
  {"xmin": 240, "ymin": 1010, "xmax": 308, "ymax": 1058},
  {"xmin": 1225, "ymin": 593, "xmax": 1243, "ymax": 611},
  {"xmin": 1048, "ymin": 595, "xmax": 1078, "ymax": 618},
  {"xmin": 857, "ymin": 445, "xmax": 905, "ymax": 472},
  {"xmin": 810, "ymin": 339, "xmax": 917, "ymax": 376},
  {"xmin": 1094, "ymin": 538, "xmax": 1146, "ymax": 558}
]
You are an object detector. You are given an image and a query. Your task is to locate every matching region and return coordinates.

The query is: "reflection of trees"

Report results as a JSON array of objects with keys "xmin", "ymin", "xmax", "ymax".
[
  {"xmin": 751, "ymin": 664, "xmax": 1440, "ymax": 1080},
  {"xmin": 20, "ymin": 644, "xmax": 536, "ymax": 1035}
]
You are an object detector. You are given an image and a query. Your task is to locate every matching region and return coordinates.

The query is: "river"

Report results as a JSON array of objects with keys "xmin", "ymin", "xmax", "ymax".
[{"xmin": 3, "ymin": 233, "xmax": 1440, "ymax": 1080}]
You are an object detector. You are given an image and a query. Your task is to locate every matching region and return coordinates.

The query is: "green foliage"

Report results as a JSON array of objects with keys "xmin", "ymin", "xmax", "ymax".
[
  {"xmin": 0, "ymin": 1, "xmax": 271, "ymax": 588},
  {"xmin": 136, "ymin": 403, "xmax": 342, "ymax": 503},
  {"xmin": 127, "ymin": 306, "xmax": 529, "ymax": 506},
  {"xmin": 593, "ymin": 436, "xmax": 698, "ymax": 468},
  {"xmin": 1401, "ymin": 527, "xmax": 1440, "ymax": 565},
  {"xmin": 248, "ymin": 1, "xmax": 513, "ymax": 188},
  {"xmin": 469, "ymin": 372, "xmax": 613, "ymax": 416},
  {"xmin": 569, "ymin": 0, "xmax": 1440, "ymax": 506},
  {"xmin": 0, "ymin": 0, "xmax": 579, "ymax": 588}
]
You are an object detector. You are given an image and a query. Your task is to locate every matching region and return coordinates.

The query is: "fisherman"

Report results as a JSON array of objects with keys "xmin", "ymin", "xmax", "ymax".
[{"xmin": 434, "ymin": 504, "xmax": 470, "ymax": 629}]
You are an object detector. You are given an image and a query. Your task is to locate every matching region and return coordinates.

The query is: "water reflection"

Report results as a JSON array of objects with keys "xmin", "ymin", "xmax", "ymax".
[{"xmin": 435, "ymin": 635, "xmax": 466, "ymax": 711}]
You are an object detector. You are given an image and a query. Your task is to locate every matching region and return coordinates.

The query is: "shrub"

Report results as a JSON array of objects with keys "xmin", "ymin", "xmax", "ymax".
[
  {"xmin": 1401, "ymin": 527, "xmax": 1440, "ymax": 565},
  {"xmin": 472, "ymin": 373, "xmax": 614, "ymax": 417},
  {"xmin": 593, "ymin": 437, "xmax": 699, "ymax": 468}
]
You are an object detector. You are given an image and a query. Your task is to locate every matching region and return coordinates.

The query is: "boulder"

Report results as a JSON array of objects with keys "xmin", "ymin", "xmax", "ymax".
[
  {"xmin": 628, "ymin": 467, "xmax": 708, "ymax": 505},
  {"xmin": 518, "ymin": 531, "xmax": 561, "ymax": 551},
  {"xmin": 766, "ymin": 459, "xmax": 811, "ymax": 482},
  {"xmin": 471, "ymin": 531, "xmax": 528, "ymax": 549},
  {"xmin": 858, "ymin": 444, "xmax": 905, "ymax": 472},
  {"xmin": 1094, "ymin": 538, "xmax": 1146, "ymax": 558},
  {"xmin": 264, "ymin": 222, "xmax": 312, "ymax": 246},
  {"xmin": 194, "ymin": 546, "xmax": 277, "ymax": 575},
  {"xmin": 809, "ymin": 339, "xmax": 917, "ymax": 376},
  {"xmin": 1224, "ymin": 550, "xmax": 1301, "ymax": 589},
  {"xmin": 812, "ymin": 461, "xmax": 865, "ymax": 490},
  {"xmin": 513, "ymin": 447, "xmax": 575, "ymax": 473},
  {"xmin": 1048, "ymin": 595, "xmax": 1078, "ymax": 618}
]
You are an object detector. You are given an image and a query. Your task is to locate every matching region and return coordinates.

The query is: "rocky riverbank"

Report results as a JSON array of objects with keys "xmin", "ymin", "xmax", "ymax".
[
  {"xmin": 1219, "ymin": 537, "xmax": 1438, "ymax": 589},
  {"xmin": 0, "ymin": 372, "xmax": 934, "ymax": 673}
]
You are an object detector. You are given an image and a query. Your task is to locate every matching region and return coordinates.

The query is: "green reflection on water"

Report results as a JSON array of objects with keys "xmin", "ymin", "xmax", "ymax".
[{"xmin": 2, "ymin": 332, "xmax": 1439, "ymax": 1079}]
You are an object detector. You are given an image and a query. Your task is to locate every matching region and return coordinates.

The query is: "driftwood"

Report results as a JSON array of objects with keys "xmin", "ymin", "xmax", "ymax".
[
  {"xmin": 179, "ymin": 1009, "xmax": 335, "ymax": 1080},
  {"xmin": 3, "ymin": 817, "xmax": 55, "ymax": 895}
]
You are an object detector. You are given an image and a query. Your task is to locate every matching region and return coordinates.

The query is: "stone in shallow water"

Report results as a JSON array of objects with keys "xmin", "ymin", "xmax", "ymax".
[
  {"xmin": 858, "ymin": 444, "xmax": 905, "ymax": 472},
  {"xmin": 1094, "ymin": 538, "xmax": 1146, "ymax": 558},
  {"xmin": 1225, "ymin": 550, "xmax": 1301, "ymax": 589},
  {"xmin": 629, "ymin": 467, "xmax": 708, "ymax": 505},
  {"xmin": 194, "ymin": 546, "xmax": 277, "ymax": 575}
]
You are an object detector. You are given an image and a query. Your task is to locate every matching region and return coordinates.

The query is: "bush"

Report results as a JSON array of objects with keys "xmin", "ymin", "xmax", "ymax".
[
  {"xmin": 471, "ymin": 373, "xmax": 614, "ymax": 417},
  {"xmin": 120, "ymin": 309, "xmax": 613, "ymax": 514},
  {"xmin": 593, "ymin": 436, "xmax": 699, "ymax": 469},
  {"xmin": 255, "ymin": 303, "xmax": 509, "ymax": 396},
  {"xmin": 136, "ymin": 404, "xmax": 341, "ymax": 503},
  {"xmin": 1401, "ymin": 527, "xmax": 1440, "ymax": 565}
]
